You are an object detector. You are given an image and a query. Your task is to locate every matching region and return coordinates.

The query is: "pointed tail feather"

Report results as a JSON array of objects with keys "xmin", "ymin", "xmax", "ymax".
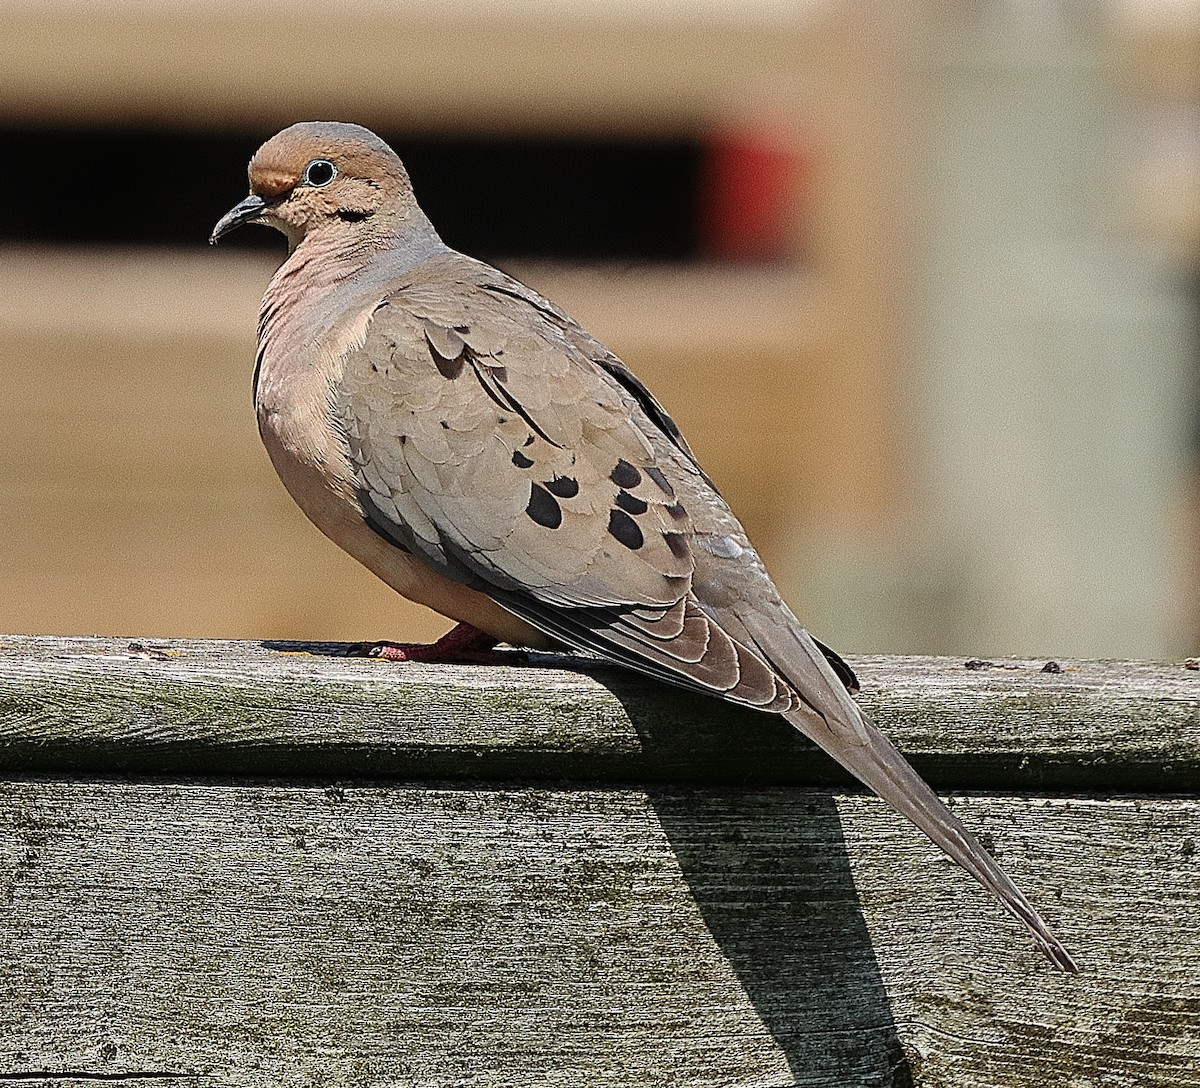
[
  {"xmin": 746, "ymin": 612, "xmax": 1077, "ymax": 971},
  {"xmin": 784, "ymin": 698, "xmax": 1077, "ymax": 971}
]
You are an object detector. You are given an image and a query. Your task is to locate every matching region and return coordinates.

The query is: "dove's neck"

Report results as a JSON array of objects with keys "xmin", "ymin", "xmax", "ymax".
[
  {"xmin": 256, "ymin": 206, "xmax": 447, "ymax": 397},
  {"xmin": 267, "ymin": 206, "xmax": 443, "ymax": 328}
]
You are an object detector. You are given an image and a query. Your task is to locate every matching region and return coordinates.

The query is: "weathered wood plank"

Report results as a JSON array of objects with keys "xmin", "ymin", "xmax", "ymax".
[
  {"xmin": 1, "ymin": 781, "xmax": 1195, "ymax": 1087},
  {"xmin": 1, "ymin": 636, "xmax": 1198, "ymax": 789},
  {"xmin": 2, "ymin": 637, "xmax": 1198, "ymax": 1085}
]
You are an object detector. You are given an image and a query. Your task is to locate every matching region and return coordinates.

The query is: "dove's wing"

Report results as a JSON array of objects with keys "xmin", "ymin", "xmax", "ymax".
[{"xmin": 338, "ymin": 257, "xmax": 794, "ymax": 711}]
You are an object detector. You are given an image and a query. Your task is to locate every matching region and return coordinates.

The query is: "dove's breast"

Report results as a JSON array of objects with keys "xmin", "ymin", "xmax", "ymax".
[
  {"xmin": 252, "ymin": 270, "xmax": 548, "ymax": 647},
  {"xmin": 254, "ymin": 274, "xmax": 374, "ymax": 544}
]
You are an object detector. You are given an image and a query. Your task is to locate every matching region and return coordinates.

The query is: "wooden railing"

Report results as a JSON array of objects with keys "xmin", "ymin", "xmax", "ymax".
[{"xmin": 2, "ymin": 636, "xmax": 1197, "ymax": 1086}]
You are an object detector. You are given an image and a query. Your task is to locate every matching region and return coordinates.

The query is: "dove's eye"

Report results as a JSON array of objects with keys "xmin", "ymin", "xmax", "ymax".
[{"xmin": 303, "ymin": 159, "xmax": 337, "ymax": 187}]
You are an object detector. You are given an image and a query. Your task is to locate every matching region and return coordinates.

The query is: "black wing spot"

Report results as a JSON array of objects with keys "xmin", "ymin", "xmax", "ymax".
[
  {"xmin": 614, "ymin": 490, "xmax": 647, "ymax": 515},
  {"xmin": 812, "ymin": 636, "xmax": 861, "ymax": 694},
  {"xmin": 526, "ymin": 483, "xmax": 563, "ymax": 529},
  {"xmin": 610, "ymin": 459, "xmax": 641, "ymax": 489},
  {"xmin": 440, "ymin": 420, "xmax": 450, "ymax": 429},
  {"xmin": 607, "ymin": 508, "xmax": 644, "ymax": 550},
  {"xmin": 664, "ymin": 532, "xmax": 690, "ymax": 559},
  {"xmin": 644, "ymin": 465, "xmax": 675, "ymax": 498},
  {"xmin": 544, "ymin": 475, "xmax": 579, "ymax": 498},
  {"xmin": 523, "ymin": 434, "xmax": 535, "ymax": 447},
  {"xmin": 664, "ymin": 502, "xmax": 688, "ymax": 521},
  {"xmin": 512, "ymin": 450, "xmax": 534, "ymax": 469},
  {"xmin": 481, "ymin": 281, "xmax": 565, "ymax": 323}
]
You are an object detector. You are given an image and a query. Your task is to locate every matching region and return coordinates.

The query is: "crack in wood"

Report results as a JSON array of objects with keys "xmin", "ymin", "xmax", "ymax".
[{"xmin": 0, "ymin": 1074, "xmax": 203, "ymax": 1081}]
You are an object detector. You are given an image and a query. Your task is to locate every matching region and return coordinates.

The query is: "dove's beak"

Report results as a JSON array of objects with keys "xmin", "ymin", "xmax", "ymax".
[{"xmin": 210, "ymin": 194, "xmax": 271, "ymax": 244}]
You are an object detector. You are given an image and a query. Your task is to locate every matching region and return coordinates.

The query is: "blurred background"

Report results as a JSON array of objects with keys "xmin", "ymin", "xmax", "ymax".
[{"xmin": 0, "ymin": 0, "xmax": 1196, "ymax": 659}]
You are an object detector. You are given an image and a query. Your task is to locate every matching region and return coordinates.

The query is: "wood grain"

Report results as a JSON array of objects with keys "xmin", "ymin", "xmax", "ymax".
[
  {"xmin": 1, "ymin": 784, "xmax": 1195, "ymax": 1086},
  {"xmin": 0, "ymin": 637, "xmax": 1197, "ymax": 1085},
  {"xmin": 0, "ymin": 636, "xmax": 1196, "ymax": 790}
]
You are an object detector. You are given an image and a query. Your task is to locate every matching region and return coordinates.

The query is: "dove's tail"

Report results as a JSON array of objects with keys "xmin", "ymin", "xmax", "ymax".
[
  {"xmin": 743, "ymin": 611, "xmax": 1078, "ymax": 972},
  {"xmin": 783, "ymin": 698, "xmax": 1078, "ymax": 972}
]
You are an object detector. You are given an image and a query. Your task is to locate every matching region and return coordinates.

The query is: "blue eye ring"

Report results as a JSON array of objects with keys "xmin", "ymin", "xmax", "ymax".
[{"xmin": 303, "ymin": 159, "xmax": 337, "ymax": 187}]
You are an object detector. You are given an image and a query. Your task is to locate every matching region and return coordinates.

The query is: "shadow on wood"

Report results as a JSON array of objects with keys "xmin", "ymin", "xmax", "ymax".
[
  {"xmin": 571, "ymin": 663, "xmax": 913, "ymax": 1082},
  {"xmin": 649, "ymin": 788, "xmax": 913, "ymax": 1085}
]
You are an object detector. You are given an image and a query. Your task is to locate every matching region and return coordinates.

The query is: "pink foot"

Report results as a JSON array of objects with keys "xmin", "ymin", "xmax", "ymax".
[{"xmin": 345, "ymin": 622, "xmax": 526, "ymax": 665}]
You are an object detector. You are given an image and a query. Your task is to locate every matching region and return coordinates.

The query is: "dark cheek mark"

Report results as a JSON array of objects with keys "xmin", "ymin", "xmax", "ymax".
[
  {"xmin": 526, "ymin": 483, "xmax": 563, "ymax": 529},
  {"xmin": 644, "ymin": 465, "xmax": 675, "ymax": 498},
  {"xmin": 512, "ymin": 450, "xmax": 534, "ymax": 469},
  {"xmin": 607, "ymin": 508, "xmax": 644, "ymax": 550},
  {"xmin": 544, "ymin": 475, "xmax": 579, "ymax": 498},
  {"xmin": 664, "ymin": 532, "xmax": 690, "ymax": 559},
  {"xmin": 614, "ymin": 490, "xmax": 647, "ymax": 515},
  {"xmin": 610, "ymin": 459, "xmax": 641, "ymax": 489}
]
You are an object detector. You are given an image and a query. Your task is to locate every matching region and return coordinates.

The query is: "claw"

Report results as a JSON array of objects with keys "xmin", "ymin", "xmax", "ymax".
[{"xmin": 344, "ymin": 622, "xmax": 526, "ymax": 665}]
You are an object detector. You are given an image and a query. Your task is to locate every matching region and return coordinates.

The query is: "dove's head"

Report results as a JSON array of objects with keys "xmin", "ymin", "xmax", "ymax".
[{"xmin": 210, "ymin": 122, "xmax": 418, "ymax": 249}]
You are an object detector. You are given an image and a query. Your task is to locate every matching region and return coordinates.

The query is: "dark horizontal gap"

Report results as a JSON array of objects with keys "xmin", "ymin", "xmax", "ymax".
[
  {"xmin": 0, "ymin": 770, "xmax": 1188, "ymax": 799},
  {"xmin": 0, "ymin": 123, "xmax": 704, "ymax": 261},
  {"xmin": 0, "ymin": 1074, "xmax": 203, "ymax": 1081}
]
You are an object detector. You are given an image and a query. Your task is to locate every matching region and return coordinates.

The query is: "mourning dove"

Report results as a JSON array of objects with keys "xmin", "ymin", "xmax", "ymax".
[{"xmin": 212, "ymin": 121, "xmax": 1076, "ymax": 972}]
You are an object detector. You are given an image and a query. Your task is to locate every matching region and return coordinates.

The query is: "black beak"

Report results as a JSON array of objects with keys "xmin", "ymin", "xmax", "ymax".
[{"xmin": 209, "ymin": 193, "xmax": 270, "ymax": 244}]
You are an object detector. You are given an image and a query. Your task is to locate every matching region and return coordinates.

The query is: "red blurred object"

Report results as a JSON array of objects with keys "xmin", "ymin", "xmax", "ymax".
[{"xmin": 699, "ymin": 120, "xmax": 811, "ymax": 263}]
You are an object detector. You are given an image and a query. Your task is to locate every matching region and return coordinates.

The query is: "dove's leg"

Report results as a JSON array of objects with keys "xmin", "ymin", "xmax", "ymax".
[{"xmin": 346, "ymin": 622, "xmax": 526, "ymax": 664}]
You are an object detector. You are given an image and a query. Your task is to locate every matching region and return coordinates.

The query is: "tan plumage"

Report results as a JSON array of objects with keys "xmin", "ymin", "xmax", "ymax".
[{"xmin": 212, "ymin": 121, "xmax": 1076, "ymax": 972}]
